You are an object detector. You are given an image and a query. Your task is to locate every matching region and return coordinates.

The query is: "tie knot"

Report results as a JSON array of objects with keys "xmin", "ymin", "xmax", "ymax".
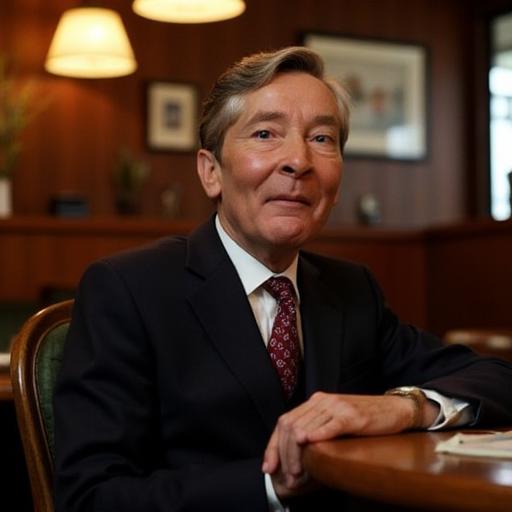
[{"xmin": 264, "ymin": 276, "xmax": 295, "ymax": 302}]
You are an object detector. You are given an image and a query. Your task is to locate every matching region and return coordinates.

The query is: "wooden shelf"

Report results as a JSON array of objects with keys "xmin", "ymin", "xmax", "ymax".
[
  {"xmin": 0, "ymin": 215, "xmax": 197, "ymax": 236},
  {"xmin": 1, "ymin": 215, "xmax": 511, "ymax": 335}
]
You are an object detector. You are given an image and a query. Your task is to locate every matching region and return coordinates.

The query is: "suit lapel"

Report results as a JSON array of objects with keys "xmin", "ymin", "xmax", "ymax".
[
  {"xmin": 185, "ymin": 219, "xmax": 286, "ymax": 433},
  {"xmin": 299, "ymin": 255, "xmax": 345, "ymax": 395}
]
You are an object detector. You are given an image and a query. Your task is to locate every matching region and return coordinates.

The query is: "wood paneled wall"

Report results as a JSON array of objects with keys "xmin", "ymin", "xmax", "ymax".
[
  {"xmin": 2, "ymin": 216, "xmax": 512, "ymax": 336},
  {"xmin": 0, "ymin": 0, "xmax": 506, "ymax": 226},
  {"xmin": 426, "ymin": 220, "xmax": 512, "ymax": 335}
]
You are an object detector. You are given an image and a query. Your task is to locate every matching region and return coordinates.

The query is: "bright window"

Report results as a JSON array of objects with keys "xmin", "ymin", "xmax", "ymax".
[{"xmin": 490, "ymin": 13, "xmax": 512, "ymax": 220}]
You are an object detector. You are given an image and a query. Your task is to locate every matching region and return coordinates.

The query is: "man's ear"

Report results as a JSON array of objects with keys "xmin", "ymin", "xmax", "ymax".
[{"xmin": 197, "ymin": 149, "xmax": 222, "ymax": 200}]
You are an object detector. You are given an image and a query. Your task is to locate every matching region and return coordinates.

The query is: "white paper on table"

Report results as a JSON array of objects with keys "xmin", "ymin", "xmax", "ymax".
[{"xmin": 435, "ymin": 431, "xmax": 512, "ymax": 458}]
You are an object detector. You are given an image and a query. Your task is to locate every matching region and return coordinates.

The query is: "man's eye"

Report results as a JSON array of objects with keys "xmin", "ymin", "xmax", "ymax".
[
  {"xmin": 254, "ymin": 130, "xmax": 271, "ymax": 139},
  {"xmin": 313, "ymin": 134, "xmax": 333, "ymax": 143}
]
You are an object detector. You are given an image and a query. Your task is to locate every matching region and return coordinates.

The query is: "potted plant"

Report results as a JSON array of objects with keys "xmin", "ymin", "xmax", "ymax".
[
  {"xmin": 113, "ymin": 147, "xmax": 150, "ymax": 215},
  {"xmin": 0, "ymin": 56, "xmax": 34, "ymax": 217}
]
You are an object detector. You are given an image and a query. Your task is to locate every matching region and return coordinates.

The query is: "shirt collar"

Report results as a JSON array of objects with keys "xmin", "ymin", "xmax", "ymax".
[{"xmin": 215, "ymin": 215, "xmax": 300, "ymax": 299}]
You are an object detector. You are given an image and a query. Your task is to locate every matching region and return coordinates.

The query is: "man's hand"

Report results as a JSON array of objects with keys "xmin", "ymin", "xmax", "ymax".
[{"xmin": 262, "ymin": 391, "xmax": 439, "ymax": 497}]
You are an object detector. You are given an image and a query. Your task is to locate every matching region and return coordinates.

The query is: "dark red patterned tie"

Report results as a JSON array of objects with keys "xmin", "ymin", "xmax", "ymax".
[{"xmin": 263, "ymin": 276, "xmax": 301, "ymax": 399}]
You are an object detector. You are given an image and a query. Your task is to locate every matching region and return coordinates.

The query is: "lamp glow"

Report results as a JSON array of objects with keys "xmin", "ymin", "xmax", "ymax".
[
  {"xmin": 45, "ymin": 7, "xmax": 137, "ymax": 78},
  {"xmin": 132, "ymin": 0, "xmax": 246, "ymax": 23}
]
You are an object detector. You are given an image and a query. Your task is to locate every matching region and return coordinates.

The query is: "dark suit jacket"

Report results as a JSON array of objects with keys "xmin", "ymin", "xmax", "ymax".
[{"xmin": 54, "ymin": 217, "xmax": 512, "ymax": 512}]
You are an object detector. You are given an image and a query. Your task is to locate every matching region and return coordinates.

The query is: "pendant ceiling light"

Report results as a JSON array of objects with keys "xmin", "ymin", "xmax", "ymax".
[
  {"xmin": 45, "ymin": 7, "xmax": 137, "ymax": 79},
  {"xmin": 132, "ymin": 0, "xmax": 246, "ymax": 23}
]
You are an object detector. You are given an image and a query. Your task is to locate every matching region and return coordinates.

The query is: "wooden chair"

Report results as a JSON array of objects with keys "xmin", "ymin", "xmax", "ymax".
[
  {"xmin": 444, "ymin": 329, "xmax": 512, "ymax": 362},
  {"xmin": 10, "ymin": 300, "xmax": 74, "ymax": 512}
]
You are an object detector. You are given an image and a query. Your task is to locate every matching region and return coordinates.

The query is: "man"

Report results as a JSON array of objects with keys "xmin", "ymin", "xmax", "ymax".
[{"xmin": 54, "ymin": 47, "xmax": 512, "ymax": 512}]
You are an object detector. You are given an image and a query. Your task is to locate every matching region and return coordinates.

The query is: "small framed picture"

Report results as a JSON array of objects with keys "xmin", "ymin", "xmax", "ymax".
[
  {"xmin": 304, "ymin": 33, "xmax": 428, "ymax": 160},
  {"xmin": 146, "ymin": 81, "xmax": 198, "ymax": 152}
]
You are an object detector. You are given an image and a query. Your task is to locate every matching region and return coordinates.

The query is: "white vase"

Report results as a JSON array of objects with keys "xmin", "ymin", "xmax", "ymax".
[{"xmin": 0, "ymin": 178, "xmax": 13, "ymax": 217}]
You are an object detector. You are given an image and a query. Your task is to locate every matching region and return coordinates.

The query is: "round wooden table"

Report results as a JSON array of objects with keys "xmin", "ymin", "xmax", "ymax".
[{"xmin": 303, "ymin": 430, "xmax": 512, "ymax": 512}]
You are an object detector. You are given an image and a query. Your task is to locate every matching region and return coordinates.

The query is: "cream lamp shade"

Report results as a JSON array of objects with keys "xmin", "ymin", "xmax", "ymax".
[
  {"xmin": 45, "ymin": 7, "xmax": 137, "ymax": 78},
  {"xmin": 132, "ymin": 0, "xmax": 246, "ymax": 23}
]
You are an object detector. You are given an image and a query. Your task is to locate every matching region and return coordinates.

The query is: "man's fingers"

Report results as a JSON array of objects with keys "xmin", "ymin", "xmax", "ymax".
[
  {"xmin": 281, "ymin": 421, "xmax": 305, "ymax": 480},
  {"xmin": 306, "ymin": 418, "xmax": 344, "ymax": 442},
  {"xmin": 262, "ymin": 393, "xmax": 335, "ymax": 472},
  {"xmin": 298, "ymin": 406, "xmax": 333, "ymax": 434},
  {"xmin": 277, "ymin": 396, "xmax": 334, "ymax": 481},
  {"xmin": 262, "ymin": 430, "xmax": 280, "ymax": 474}
]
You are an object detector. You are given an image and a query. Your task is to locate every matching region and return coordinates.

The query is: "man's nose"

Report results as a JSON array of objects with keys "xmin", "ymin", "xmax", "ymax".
[{"xmin": 280, "ymin": 135, "xmax": 312, "ymax": 177}]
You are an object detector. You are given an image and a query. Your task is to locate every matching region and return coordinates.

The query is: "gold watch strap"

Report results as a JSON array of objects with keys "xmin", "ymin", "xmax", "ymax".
[{"xmin": 385, "ymin": 386, "xmax": 427, "ymax": 430}]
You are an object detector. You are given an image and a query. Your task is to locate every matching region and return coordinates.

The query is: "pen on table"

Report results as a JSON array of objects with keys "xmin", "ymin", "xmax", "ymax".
[{"xmin": 457, "ymin": 431, "xmax": 512, "ymax": 444}]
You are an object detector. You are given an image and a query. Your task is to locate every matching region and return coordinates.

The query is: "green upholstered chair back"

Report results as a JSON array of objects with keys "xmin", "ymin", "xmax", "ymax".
[
  {"xmin": 36, "ymin": 322, "xmax": 69, "ymax": 460},
  {"xmin": 10, "ymin": 300, "xmax": 73, "ymax": 512}
]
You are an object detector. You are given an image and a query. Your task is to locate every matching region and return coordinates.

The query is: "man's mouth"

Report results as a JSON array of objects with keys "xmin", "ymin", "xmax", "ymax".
[{"xmin": 267, "ymin": 194, "xmax": 311, "ymax": 206}]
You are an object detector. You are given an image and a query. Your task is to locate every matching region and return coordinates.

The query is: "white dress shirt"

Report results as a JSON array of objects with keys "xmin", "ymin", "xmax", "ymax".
[{"xmin": 215, "ymin": 216, "xmax": 473, "ymax": 512}]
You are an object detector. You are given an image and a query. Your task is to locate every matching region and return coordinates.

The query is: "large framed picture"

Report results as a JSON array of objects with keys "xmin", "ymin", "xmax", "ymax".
[
  {"xmin": 304, "ymin": 33, "xmax": 428, "ymax": 160},
  {"xmin": 146, "ymin": 81, "xmax": 198, "ymax": 152}
]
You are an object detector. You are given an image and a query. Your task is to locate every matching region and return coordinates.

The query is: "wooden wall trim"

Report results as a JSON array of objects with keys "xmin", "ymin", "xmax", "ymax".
[{"xmin": 1, "ymin": 216, "xmax": 510, "ymax": 334}]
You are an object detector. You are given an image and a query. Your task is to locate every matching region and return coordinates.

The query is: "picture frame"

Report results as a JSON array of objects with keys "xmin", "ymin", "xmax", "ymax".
[
  {"xmin": 304, "ymin": 33, "xmax": 428, "ymax": 160},
  {"xmin": 146, "ymin": 81, "xmax": 198, "ymax": 152}
]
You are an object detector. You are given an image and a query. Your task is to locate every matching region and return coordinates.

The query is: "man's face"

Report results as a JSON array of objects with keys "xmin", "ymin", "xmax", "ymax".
[{"xmin": 198, "ymin": 72, "xmax": 343, "ymax": 268}]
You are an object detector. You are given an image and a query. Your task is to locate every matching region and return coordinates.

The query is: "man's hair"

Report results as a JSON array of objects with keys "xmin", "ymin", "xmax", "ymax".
[{"xmin": 199, "ymin": 46, "xmax": 350, "ymax": 161}]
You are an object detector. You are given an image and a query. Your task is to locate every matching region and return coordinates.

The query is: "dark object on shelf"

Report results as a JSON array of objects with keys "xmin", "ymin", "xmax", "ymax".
[
  {"xmin": 49, "ymin": 195, "xmax": 88, "ymax": 217},
  {"xmin": 356, "ymin": 193, "xmax": 381, "ymax": 225}
]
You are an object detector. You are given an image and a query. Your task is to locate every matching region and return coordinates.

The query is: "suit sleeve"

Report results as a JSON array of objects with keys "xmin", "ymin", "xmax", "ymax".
[
  {"xmin": 53, "ymin": 261, "xmax": 268, "ymax": 512},
  {"xmin": 363, "ymin": 268, "xmax": 512, "ymax": 427}
]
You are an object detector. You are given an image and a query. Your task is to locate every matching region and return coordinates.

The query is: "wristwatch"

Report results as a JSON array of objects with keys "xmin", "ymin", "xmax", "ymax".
[{"xmin": 384, "ymin": 386, "xmax": 427, "ymax": 430}]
